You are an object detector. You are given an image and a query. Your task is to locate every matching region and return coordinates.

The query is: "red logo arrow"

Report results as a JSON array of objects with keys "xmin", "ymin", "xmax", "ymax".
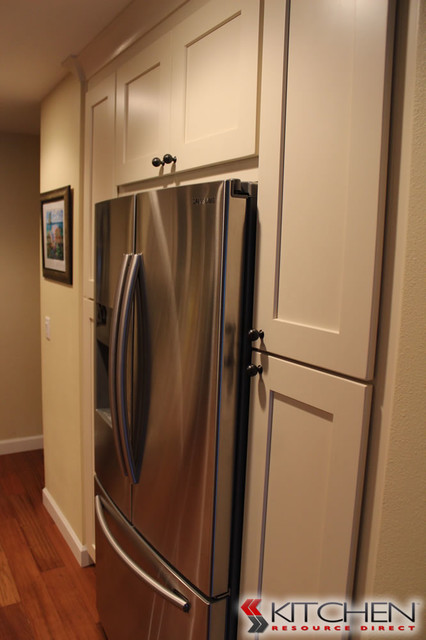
[{"xmin": 241, "ymin": 598, "xmax": 262, "ymax": 616}]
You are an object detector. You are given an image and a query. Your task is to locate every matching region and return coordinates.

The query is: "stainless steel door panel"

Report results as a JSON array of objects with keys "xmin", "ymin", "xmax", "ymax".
[
  {"xmin": 95, "ymin": 416, "xmax": 130, "ymax": 519},
  {"xmin": 132, "ymin": 182, "xmax": 249, "ymax": 597},
  {"xmin": 95, "ymin": 488, "xmax": 227, "ymax": 640},
  {"xmin": 95, "ymin": 196, "xmax": 135, "ymax": 520},
  {"xmin": 95, "ymin": 197, "xmax": 135, "ymax": 310}
]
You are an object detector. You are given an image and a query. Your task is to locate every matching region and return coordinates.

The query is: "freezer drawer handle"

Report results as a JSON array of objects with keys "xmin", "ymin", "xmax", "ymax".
[{"xmin": 95, "ymin": 496, "xmax": 190, "ymax": 613}]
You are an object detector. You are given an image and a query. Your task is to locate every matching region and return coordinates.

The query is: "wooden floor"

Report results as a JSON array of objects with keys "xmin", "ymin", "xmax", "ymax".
[{"xmin": 0, "ymin": 450, "xmax": 105, "ymax": 640}]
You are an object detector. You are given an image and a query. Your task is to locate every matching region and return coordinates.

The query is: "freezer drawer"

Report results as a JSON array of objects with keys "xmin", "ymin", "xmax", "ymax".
[{"xmin": 95, "ymin": 489, "xmax": 227, "ymax": 640}]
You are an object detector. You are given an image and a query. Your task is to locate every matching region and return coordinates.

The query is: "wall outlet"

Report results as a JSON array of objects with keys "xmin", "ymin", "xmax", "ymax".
[{"xmin": 44, "ymin": 316, "xmax": 51, "ymax": 340}]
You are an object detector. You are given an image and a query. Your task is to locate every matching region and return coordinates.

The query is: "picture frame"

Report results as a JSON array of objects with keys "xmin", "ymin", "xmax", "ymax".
[{"xmin": 40, "ymin": 185, "xmax": 72, "ymax": 284}]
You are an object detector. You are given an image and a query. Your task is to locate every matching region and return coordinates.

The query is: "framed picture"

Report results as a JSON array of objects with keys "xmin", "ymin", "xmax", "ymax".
[{"xmin": 40, "ymin": 186, "xmax": 72, "ymax": 284}]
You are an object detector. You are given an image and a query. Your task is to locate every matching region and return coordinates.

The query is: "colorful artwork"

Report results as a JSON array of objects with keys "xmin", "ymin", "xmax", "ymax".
[
  {"xmin": 44, "ymin": 202, "xmax": 65, "ymax": 266},
  {"xmin": 40, "ymin": 186, "xmax": 72, "ymax": 284}
]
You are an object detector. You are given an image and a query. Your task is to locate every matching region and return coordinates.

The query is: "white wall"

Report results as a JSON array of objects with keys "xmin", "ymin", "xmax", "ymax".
[
  {"xmin": 0, "ymin": 132, "xmax": 42, "ymax": 450},
  {"xmin": 39, "ymin": 74, "xmax": 84, "ymax": 544}
]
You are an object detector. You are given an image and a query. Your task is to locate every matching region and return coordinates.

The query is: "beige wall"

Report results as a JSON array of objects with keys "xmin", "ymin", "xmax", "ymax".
[
  {"xmin": 355, "ymin": 0, "xmax": 426, "ymax": 631},
  {"xmin": 40, "ymin": 73, "xmax": 84, "ymax": 540},
  {"xmin": 0, "ymin": 133, "xmax": 42, "ymax": 443}
]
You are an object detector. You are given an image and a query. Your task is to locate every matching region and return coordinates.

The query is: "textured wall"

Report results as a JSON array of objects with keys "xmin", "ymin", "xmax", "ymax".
[
  {"xmin": 373, "ymin": 0, "xmax": 426, "ymax": 597},
  {"xmin": 355, "ymin": 0, "xmax": 426, "ymax": 634}
]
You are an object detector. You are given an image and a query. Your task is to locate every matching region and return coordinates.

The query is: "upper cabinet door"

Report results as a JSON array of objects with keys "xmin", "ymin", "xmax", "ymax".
[
  {"xmin": 170, "ymin": 0, "xmax": 260, "ymax": 172},
  {"xmin": 84, "ymin": 74, "xmax": 116, "ymax": 300},
  {"xmin": 254, "ymin": 0, "xmax": 394, "ymax": 380},
  {"xmin": 116, "ymin": 35, "xmax": 172, "ymax": 185}
]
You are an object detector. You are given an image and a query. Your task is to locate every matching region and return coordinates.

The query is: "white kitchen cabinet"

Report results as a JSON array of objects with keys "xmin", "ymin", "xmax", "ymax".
[
  {"xmin": 83, "ymin": 74, "xmax": 116, "ymax": 300},
  {"xmin": 115, "ymin": 35, "xmax": 173, "ymax": 185},
  {"xmin": 254, "ymin": 0, "xmax": 394, "ymax": 380},
  {"xmin": 115, "ymin": 0, "xmax": 260, "ymax": 185},
  {"xmin": 239, "ymin": 353, "xmax": 371, "ymax": 623},
  {"xmin": 169, "ymin": 0, "xmax": 260, "ymax": 172}
]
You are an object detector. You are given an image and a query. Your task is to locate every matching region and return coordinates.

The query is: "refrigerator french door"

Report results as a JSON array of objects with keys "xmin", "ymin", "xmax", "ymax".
[{"xmin": 94, "ymin": 180, "xmax": 257, "ymax": 640}]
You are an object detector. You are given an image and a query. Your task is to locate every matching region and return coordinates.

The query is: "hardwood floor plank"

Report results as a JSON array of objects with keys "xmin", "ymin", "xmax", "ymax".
[
  {"xmin": 0, "ymin": 471, "xmax": 26, "ymax": 496},
  {"xmin": 0, "ymin": 517, "xmax": 70, "ymax": 640},
  {"xmin": 42, "ymin": 567, "xmax": 106, "ymax": 640},
  {"xmin": 13, "ymin": 451, "xmax": 44, "ymax": 505},
  {"xmin": 24, "ymin": 492, "xmax": 101, "ymax": 624},
  {"xmin": 24, "ymin": 576, "xmax": 75, "ymax": 640},
  {"xmin": 0, "ymin": 603, "xmax": 35, "ymax": 640},
  {"xmin": 0, "ymin": 492, "xmax": 14, "ymax": 522},
  {"xmin": 9, "ymin": 493, "xmax": 64, "ymax": 573},
  {"xmin": 0, "ymin": 549, "xmax": 20, "ymax": 607},
  {"xmin": 0, "ymin": 451, "xmax": 105, "ymax": 640}
]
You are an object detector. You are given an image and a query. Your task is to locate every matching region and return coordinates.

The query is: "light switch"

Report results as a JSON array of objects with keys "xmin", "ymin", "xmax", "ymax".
[{"xmin": 45, "ymin": 316, "xmax": 51, "ymax": 340}]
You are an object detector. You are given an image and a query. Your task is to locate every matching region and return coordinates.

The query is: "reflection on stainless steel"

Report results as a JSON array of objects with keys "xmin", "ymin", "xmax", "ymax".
[
  {"xmin": 94, "ymin": 195, "xmax": 135, "ymax": 521},
  {"xmin": 96, "ymin": 495, "xmax": 190, "ymax": 611},
  {"xmin": 109, "ymin": 253, "xmax": 132, "ymax": 478},
  {"xmin": 131, "ymin": 183, "xmax": 249, "ymax": 596},
  {"xmin": 116, "ymin": 253, "xmax": 143, "ymax": 483},
  {"xmin": 133, "ymin": 184, "xmax": 224, "ymax": 595},
  {"xmin": 95, "ymin": 483, "xmax": 226, "ymax": 640}
]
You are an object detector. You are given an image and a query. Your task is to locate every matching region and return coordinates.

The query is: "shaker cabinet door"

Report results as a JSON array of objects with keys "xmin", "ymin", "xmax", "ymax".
[
  {"xmin": 114, "ymin": 0, "xmax": 261, "ymax": 185},
  {"xmin": 239, "ymin": 353, "xmax": 372, "ymax": 611},
  {"xmin": 84, "ymin": 74, "xmax": 116, "ymax": 300},
  {"xmin": 115, "ymin": 35, "xmax": 172, "ymax": 185},
  {"xmin": 254, "ymin": 0, "xmax": 394, "ymax": 379},
  {"xmin": 170, "ymin": 0, "xmax": 260, "ymax": 172}
]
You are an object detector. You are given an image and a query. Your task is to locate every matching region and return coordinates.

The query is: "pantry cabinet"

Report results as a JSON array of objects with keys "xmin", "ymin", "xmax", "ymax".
[
  {"xmin": 238, "ymin": 1, "xmax": 394, "ymax": 633},
  {"xmin": 115, "ymin": 0, "xmax": 260, "ymax": 185},
  {"xmin": 239, "ymin": 353, "xmax": 372, "ymax": 603},
  {"xmin": 254, "ymin": 0, "xmax": 393, "ymax": 380}
]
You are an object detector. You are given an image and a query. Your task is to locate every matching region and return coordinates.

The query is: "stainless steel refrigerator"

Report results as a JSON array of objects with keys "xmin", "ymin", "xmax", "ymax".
[{"xmin": 94, "ymin": 180, "xmax": 257, "ymax": 640}]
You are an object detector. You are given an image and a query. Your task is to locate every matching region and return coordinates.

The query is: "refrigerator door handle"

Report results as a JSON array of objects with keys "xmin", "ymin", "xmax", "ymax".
[
  {"xmin": 116, "ymin": 253, "xmax": 141, "ymax": 483},
  {"xmin": 95, "ymin": 496, "xmax": 190, "ymax": 613},
  {"xmin": 131, "ymin": 253, "xmax": 151, "ymax": 481},
  {"xmin": 109, "ymin": 253, "xmax": 132, "ymax": 477}
]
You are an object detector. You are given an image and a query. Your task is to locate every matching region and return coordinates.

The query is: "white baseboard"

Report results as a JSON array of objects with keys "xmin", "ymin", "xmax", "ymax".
[
  {"xmin": 42, "ymin": 488, "xmax": 93, "ymax": 568},
  {"xmin": 0, "ymin": 435, "xmax": 44, "ymax": 455}
]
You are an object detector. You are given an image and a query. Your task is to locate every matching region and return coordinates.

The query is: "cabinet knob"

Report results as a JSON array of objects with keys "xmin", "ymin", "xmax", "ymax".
[
  {"xmin": 246, "ymin": 364, "xmax": 263, "ymax": 378},
  {"xmin": 152, "ymin": 157, "xmax": 164, "ymax": 167},
  {"xmin": 248, "ymin": 328, "xmax": 264, "ymax": 342},
  {"xmin": 163, "ymin": 153, "xmax": 177, "ymax": 164}
]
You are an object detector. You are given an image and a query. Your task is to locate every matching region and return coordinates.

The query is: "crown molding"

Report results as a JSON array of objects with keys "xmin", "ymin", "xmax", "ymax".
[{"xmin": 75, "ymin": 0, "xmax": 189, "ymax": 81}]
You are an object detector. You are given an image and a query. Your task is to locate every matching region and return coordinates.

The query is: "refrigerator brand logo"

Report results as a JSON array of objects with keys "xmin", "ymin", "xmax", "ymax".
[
  {"xmin": 192, "ymin": 196, "xmax": 216, "ymax": 205},
  {"xmin": 239, "ymin": 599, "xmax": 421, "ymax": 635}
]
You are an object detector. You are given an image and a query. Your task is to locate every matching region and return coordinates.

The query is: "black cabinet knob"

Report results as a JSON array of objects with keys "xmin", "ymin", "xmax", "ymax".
[
  {"xmin": 152, "ymin": 157, "xmax": 164, "ymax": 167},
  {"xmin": 163, "ymin": 153, "xmax": 177, "ymax": 164},
  {"xmin": 248, "ymin": 328, "xmax": 264, "ymax": 342},
  {"xmin": 246, "ymin": 364, "xmax": 263, "ymax": 378}
]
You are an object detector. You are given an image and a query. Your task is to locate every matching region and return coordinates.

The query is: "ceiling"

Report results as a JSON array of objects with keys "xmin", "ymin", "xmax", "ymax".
[{"xmin": 0, "ymin": 0, "xmax": 134, "ymax": 135}]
